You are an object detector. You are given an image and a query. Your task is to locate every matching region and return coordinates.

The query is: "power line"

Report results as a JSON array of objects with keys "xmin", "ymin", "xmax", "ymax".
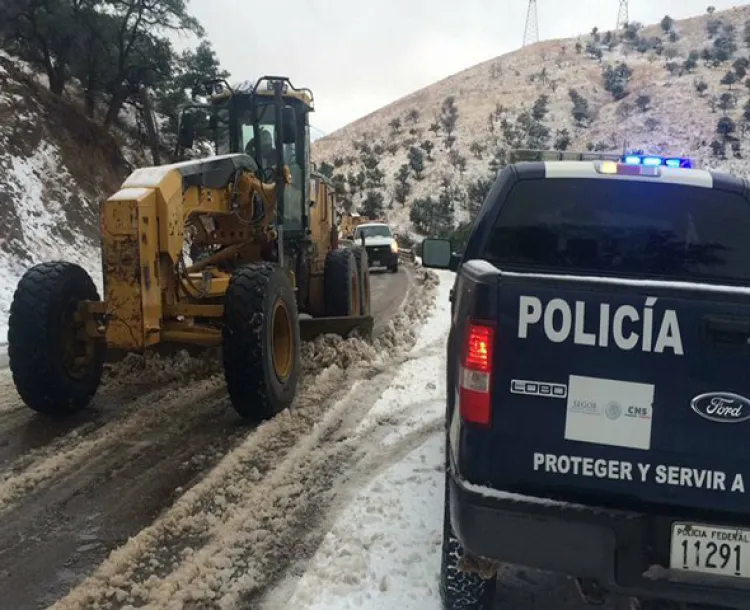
[
  {"xmin": 523, "ymin": 0, "xmax": 539, "ymax": 47},
  {"xmin": 616, "ymin": 0, "xmax": 629, "ymax": 30}
]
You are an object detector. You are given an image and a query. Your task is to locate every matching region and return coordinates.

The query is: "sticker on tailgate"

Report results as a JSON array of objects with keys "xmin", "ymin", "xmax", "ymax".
[{"xmin": 564, "ymin": 375, "xmax": 654, "ymax": 450}]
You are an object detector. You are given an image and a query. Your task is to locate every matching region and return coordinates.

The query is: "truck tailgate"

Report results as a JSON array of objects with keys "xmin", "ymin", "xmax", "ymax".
[{"xmin": 483, "ymin": 271, "xmax": 750, "ymax": 515}]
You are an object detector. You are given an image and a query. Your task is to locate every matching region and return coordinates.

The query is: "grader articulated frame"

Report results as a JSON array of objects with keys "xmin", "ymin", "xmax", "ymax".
[{"xmin": 7, "ymin": 76, "xmax": 372, "ymax": 420}]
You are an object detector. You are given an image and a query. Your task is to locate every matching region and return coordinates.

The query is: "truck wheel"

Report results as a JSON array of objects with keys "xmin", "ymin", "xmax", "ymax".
[
  {"xmin": 324, "ymin": 249, "xmax": 361, "ymax": 317},
  {"xmin": 351, "ymin": 247, "xmax": 371, "ymax": 316},
  {"xmin": 440, "ymin": 472, "xmax": 496, "ymax": 610},
  {"xmin": 389, "ymin": 261, "xmax": 399, "ymax": 273},
  {"xmin": 8, "ymin": 262, "xmax": 105, "ymax": 416},
  {"xmin": 222, "ymin": 263, "xmax": 301, "ymax": 420}
]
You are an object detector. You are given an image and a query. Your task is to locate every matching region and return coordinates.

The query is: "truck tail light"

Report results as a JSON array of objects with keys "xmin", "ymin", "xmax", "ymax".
[{"xmin": 459, "ymin": 321, "xmax": 495, "ymax": 426}]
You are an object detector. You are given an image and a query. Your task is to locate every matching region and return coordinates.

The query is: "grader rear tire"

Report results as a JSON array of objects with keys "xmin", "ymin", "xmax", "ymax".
[
  {"xmin": 222, "ymin": 262, "xmax": 301, "ymax": 420},
  {"xmin": 324, "ymin": 249, "xmax": 360, "ymax": 317},
  {"xmin": 351, "ymin": 247, "xmax": 371, "ymax": 316},
  {"xmin": 8, "ymin": 261, "xmax": 105, "ymax": 416}
]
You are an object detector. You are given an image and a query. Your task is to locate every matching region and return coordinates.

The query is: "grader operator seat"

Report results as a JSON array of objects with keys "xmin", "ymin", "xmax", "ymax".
[{"xmin": 6, "ymin": 75, "xmax": 374, "ymax": 422}]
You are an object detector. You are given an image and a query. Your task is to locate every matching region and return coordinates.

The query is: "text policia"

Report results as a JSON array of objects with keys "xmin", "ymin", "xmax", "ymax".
[{"xmin": 533, "ymin": 453, "xmax": 746, "ymax": 493}]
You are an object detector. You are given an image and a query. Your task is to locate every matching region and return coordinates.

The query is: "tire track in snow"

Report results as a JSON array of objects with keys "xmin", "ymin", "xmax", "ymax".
[
  {"xmin": 0, "ymin": 404, "xmax": 251, "ymax": 610},
  {"xmin": 0, "ymin": 374, "xmax": 229, "ymax": 516},
  {"xmin": 50, "ymin": 268, "xmax": 441, "ymax": 610},
  {"xmin": 0, "ymin": 351, "xmax": 223, "ymax": 478}
]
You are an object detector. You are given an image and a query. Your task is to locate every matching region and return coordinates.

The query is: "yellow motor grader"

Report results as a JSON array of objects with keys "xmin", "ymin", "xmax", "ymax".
[{"xmin": 7, "ymin": 76, "xmax": 372, "ymax": 420}]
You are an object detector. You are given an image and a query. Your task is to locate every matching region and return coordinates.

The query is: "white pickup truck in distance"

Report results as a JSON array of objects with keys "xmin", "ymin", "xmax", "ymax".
[
  {"xmin": 422, "ymin": 150, "xmax": 750, "ymax": 610},
  {"xmin": 353, "ymin": 222, "xmax": 399, "ymax": 273}
]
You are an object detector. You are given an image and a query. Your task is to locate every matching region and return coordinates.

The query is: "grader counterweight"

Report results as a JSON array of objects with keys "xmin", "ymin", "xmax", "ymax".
[{"xmin": 8, "ymin": 76, "xmax": 372, "ymax": 420}]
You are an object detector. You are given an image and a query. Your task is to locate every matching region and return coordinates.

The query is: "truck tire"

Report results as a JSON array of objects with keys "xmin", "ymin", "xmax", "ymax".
[
  {"xmin": 222, "ymin": 263, "xmax": 301, "ymax": 420},
  {"xmin": 388, "ymin": 260, "xmax": 399, "ymax": 273},
  {"xmin": 351, "ymin": 247, "xmax": 371, "ymax": 316},
  {"xmin": 440, "ymin": 472, "xmax": 496, "ymax": 610},
  {"xmin": 324, "ymin": 249, "xmax": 361, "ymax": 317},
  {"xmin": 8, "ymin": 261, "xmax": 105, "ymax": 416}
]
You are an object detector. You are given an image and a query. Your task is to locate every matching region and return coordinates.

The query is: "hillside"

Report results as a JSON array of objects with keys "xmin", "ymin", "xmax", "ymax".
[
  {"xmin": 312, "ymin": 4, "xmax": 750, "ymax": 243},
  {"xmin": 0, "ymin": 52, "xmax": 152, "ymax": 342}
]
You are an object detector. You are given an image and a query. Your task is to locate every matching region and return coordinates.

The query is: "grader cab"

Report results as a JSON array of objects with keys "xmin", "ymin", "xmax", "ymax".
[{"xmin": 7, "ymin": 76, "xmax": 372, "ymax": 421}]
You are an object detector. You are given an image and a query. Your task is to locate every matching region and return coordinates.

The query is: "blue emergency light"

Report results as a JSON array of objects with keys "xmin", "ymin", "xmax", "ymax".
[{"xmin": 621, "ymin": 154, "xmax": 693, "ymax": 169}]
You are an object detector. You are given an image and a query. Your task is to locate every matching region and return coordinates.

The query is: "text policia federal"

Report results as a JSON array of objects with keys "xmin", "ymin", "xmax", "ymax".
[{"xmin": 533, "ymin": 453, "xmax": 747, "ymax": 493}]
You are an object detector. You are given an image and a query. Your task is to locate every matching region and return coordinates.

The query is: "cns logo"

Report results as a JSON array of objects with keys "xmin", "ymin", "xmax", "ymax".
[
  {"xmin": 691, "ymin": 392, "xmax": 750, "ymax": 423},
  {"xmin": 627, "ymin": 405, "xmax": 651, "ymax": 419}
]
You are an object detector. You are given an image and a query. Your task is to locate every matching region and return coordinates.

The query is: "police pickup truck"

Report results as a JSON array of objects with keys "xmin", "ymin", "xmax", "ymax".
[{"xmin": 422, "ymin": 150, "xmax": 750, "ymax": 610}]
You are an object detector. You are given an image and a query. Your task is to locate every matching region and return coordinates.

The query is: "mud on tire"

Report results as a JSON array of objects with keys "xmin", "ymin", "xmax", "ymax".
[
  {"xmin": 440, "ymin": 472, "xmax": 496, "ymax": 610},
  {"xmin": 324, "ymin": 249, "xmax": 360, "ymax": 317},
  {"xmin": 222, "ymin": 262, "xmax": 301, "ymax": 420},
  {"xmin": 8, "ymin": 261, "xmax": 105, "ymax": 416},
  {"xmin": 351, "ymin": 246, "xmax": 371, "ymax": 316}
]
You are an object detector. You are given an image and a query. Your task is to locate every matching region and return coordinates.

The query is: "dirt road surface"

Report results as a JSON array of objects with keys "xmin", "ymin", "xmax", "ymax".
[{"xmin": 0, "ymin": 265, "xmax": 417, "ymax": 610}]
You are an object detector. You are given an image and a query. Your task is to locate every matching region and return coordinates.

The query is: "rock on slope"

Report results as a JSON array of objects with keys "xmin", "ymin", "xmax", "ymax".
[
  {"xmin": 312, "ymin": 4, "xmax": 750, "ymax": 237},
  {"xmin": 0, "ymin": 52, "xmax": 150, "ymax": 342}
]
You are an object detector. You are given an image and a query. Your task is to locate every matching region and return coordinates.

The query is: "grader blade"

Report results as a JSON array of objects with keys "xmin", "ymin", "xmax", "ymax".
[{"xmin": 299, "ymin": 315, "xmax": 374, "ymax": 342}]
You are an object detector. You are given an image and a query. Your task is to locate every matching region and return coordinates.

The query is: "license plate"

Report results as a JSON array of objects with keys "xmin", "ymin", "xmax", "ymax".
[{"xmin": 670, "ymin": 522, "xmax": 750, "ymax": 578}]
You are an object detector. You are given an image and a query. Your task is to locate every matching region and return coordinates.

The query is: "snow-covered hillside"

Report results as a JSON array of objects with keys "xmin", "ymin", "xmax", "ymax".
[
  {"xmin": 0, "ymin": 52, "xmax": 151, "ymax": 342},
  {"xmin": 312, "ymin": 4, "xmax": 750, "ymax": 238}
]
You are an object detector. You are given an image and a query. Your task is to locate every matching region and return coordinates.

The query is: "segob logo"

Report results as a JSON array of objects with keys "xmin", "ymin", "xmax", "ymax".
[{"xmin": 690, "ymin": 392, "xmax": 750, "ymax": 423}]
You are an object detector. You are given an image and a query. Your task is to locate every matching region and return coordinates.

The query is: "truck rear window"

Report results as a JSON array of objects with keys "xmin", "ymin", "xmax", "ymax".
[{"xmin": 485, "ymin": 177, "xmax": 750, "ymax": 284}]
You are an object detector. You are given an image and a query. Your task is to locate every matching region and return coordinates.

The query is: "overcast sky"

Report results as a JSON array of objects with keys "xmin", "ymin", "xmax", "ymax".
[{"xmin": 184, "ymin": 0, "xmax": 743, "ymax": 135}]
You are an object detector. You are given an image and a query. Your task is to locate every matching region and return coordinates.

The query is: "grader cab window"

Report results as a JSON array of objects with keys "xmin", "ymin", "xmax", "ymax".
[
  {"xmin": 214, "ymin": 107, "xmax": 231, "ymax": 155},
  {"xmin": 240, "ymin": 103, "xmax": 305, "ymax": 233}
]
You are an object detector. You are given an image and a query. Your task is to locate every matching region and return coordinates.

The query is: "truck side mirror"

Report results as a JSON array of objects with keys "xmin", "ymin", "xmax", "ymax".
[{"xmin": 422, "ymin": 238, "xmax": 454, "ymax": 269}]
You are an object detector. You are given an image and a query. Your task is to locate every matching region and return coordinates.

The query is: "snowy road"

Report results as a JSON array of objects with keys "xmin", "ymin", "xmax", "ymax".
[
  {"xmin": 0, "ymin": 266, "xmax": 416, "ymax": 610},
  {"xmin": 260, "ymin": 269, "xmax": 610, "ymax": 610},
  {"xmin": 0, "ymin": 265, "xmax": 602, "ymax": 610}
]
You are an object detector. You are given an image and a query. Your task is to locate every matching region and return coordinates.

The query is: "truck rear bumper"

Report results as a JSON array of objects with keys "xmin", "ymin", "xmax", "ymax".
[{"xmin": 449, "ymin": 471, "xmax": 750, "ymax": 608}]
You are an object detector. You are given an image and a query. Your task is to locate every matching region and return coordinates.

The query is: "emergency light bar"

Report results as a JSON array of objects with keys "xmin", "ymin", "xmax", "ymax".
[
  {"xmin": 622, "ymin": 154, "xmax": 692, "ymax": 168},
  {"xmin": 509, "ymin": 149, "xmax": 694, "ymax": 168}
]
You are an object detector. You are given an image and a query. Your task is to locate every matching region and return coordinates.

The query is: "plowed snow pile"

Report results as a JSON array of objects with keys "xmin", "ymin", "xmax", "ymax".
[{"xmin": 48, "ymin": 266, "xmax": 441, "ymax": 610}]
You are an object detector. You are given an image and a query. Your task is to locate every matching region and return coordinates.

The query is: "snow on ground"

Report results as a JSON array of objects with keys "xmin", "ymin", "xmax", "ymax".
[
  {"xmin": 0, "ymin": 142, "xmax": 102, "ymax": 343},
  {"xmin": 277, "ymin": 434, "xmax": 445, "ymax": 610},
  {"xmin": 265, "ymin": 269, "xmax": 455, "ymax": 610}
]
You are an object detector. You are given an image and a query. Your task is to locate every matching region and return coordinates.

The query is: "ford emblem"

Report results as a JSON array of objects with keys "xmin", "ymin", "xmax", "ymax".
[{"xmin": 690, "ymin": 392, "xmax": 750, "ymax": 423}]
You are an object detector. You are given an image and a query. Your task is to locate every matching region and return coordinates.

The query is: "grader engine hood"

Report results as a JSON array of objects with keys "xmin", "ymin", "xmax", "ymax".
[{"xmin": 100, "ymin": 154, "xmax": 280, "ymax": 351}]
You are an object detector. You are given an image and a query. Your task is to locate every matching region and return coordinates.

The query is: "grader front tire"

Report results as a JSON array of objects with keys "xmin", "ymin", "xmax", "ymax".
[
  {"xmin": 222, "ymin": 263, "xmax": 301, "ymax": 420},
  {"xmin": 8, "ymin": 262, "xmax": 105, "ymax": 416}
]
